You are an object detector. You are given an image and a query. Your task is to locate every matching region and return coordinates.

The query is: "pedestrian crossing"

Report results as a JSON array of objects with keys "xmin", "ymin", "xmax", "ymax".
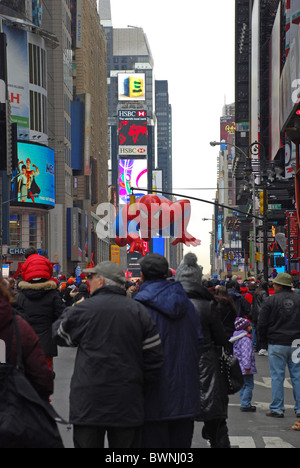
[{"xmin": 229, "ymin": 437, "xmax": 296, "ymax": 448}]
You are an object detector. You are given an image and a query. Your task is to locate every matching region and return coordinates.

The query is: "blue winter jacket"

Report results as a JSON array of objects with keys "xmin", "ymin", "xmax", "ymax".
[{"xmin": 134, "ymin": 279, "xmax": 203, "ymax": 421}]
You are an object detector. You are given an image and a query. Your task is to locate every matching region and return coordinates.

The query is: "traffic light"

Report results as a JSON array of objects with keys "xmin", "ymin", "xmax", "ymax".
[
  {"xmin": 255, "ymin": 252, "xmax": 263, "ymax": 263},
  {"xmin": 259, "ymin": 191, "xmax": 264, "ymax": 215},
  {"xmin": 259, "ymin": 190, "xmax": 268, "ymax": 215}
]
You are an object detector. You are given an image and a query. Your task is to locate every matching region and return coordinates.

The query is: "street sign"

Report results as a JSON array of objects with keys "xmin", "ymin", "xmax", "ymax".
[
  {"xmin": 268, "ymin": 204, "xmax": 282, "ymax": 210},
  {"xmin": 286, "ymin": 211, "xmax": 298, "ymax": 237},
  {"xmin": 288, "ymin": 238, "xmax": 298, "ymax": 246}
]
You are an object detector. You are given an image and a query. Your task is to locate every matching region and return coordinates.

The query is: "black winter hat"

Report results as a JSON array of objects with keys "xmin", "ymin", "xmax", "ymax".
[{"xmin": 140, "ymin": 254, "xmax": 169, "ymax": 280}]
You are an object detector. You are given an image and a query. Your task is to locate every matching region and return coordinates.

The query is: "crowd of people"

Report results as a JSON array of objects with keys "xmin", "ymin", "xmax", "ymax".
[{"xmin": 0, "ymin": 247, "xmax": 300, "ymax": 448}]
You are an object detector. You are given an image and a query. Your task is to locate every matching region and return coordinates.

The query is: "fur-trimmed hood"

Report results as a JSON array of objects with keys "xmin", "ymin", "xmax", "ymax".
[
  {"xmin": 18, "ymin": 280, "xmax": 58, "ymax": 300},
  {"xmin": 19, "ymin": 280, "xmax": 58, "ymax": 291}
]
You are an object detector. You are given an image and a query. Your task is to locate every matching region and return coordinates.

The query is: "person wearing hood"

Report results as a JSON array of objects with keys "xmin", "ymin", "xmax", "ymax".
[
  {"xmin": 229, "ymin": 317, "xmax": 257, "ymax": 413},
  {"xmin": 72, "ymin": 283, "xmax": 90, "ymax": 304},
  {"xmin": 176, "ymin": 253, "xmax": 231, "ymax": 449},
  {"xmin": 134, "ymin": 254, "xmax": 203, "ymax": 449},
  {"xmin": 226, "ymin": 280, "xmax": 251, "ymax": 318},
  {"xmin": 16, "ymin": 254, "xmax": 65, "ymax": 371}
]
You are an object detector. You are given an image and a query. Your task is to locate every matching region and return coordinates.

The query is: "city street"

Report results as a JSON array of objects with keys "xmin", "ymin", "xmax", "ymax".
[{"xmin": 52, "ymin": 347, "xmax": 300, "ymax": 449}]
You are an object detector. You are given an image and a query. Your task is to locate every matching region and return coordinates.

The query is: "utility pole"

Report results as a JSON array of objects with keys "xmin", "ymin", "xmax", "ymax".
[{"xmin": 263, "ymin": 181, "xmax": 269, "ymax": 282}]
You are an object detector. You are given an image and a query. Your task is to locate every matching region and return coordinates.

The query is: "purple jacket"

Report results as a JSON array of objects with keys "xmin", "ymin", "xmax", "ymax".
[{"xmin": 229, "ymin": 331, "xmax": 258, "ymax": 375}]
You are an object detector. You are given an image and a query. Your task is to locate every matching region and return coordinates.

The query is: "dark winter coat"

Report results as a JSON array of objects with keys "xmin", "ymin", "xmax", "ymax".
[
  {"xmin": 258, "ymin": 289, "xmax": 300, "ymax": 346},
  {"xmin": 180, "ymin": 280, "xmax": 229, "ymax": 422},
  {"xmin": 252, "ymin": 289, "xmax": 268, "ymax": 325},
  {"xmin": 52, "ymin": 286, "xmax": 164, "ymax": 427},
  {"xmin": 0, "ymin": 296, "xmax": 53, "ymax": 398},
  {"xmin": 227, "ymin": 288, "xmax": 251, "ymax": 318},
  {"xmin": 134, "ymin": 279, "xmax": 203, "ymax": 422},
  {"xmin": 214, "ymin": 295, "xmax": 237, "ymax": 340},
  {"xmin": 17, "ymin": 280, "xmax": 65, "ymax": 357}
]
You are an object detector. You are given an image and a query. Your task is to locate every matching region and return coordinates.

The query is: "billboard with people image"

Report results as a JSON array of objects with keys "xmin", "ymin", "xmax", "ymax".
[{"xmin": 11, "ymin": 142, "xmax": 55, "ymax": 208}]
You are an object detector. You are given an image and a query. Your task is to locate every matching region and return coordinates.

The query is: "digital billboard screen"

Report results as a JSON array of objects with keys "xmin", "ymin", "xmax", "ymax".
[
  {"xmin": 119, "ymin": 159, "xmax": 148, "ymax": 205},
  {"xmin": 118, "ymin": 120, "xmax": 148, "ymax": 146},
  {"xmin": 118, "ymin": 73, "xmax": 146, "ymax": 101},
  {"xmin": 118, "ymin": 110, "xmax": 148, "ymax": 157},
  {"xmin": 11, "ymin": 142, "xmax": 55, "ymax": 208}
]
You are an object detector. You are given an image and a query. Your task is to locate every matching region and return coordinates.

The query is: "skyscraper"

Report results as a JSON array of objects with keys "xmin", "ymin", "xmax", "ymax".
[{"xmin": 155, "ymin": 80, "xmax": 172, "ymax": 198}]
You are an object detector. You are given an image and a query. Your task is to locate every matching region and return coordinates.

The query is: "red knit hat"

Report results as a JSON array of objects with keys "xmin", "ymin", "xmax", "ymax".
[{"xmin": 21, "ymin": 254, "xmax": 53, "ymax": 282}]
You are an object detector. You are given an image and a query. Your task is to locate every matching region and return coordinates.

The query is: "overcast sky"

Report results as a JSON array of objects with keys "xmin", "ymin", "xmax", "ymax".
[{"xmin": 110, "ymin": 0, "xmax": 236, "ymax": 274}]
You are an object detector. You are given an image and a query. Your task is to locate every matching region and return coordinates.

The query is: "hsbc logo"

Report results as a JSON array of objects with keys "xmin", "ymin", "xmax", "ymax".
[
  {"xmin": 119, "ymin": 146, "xmax": 148, "ymax": 156},
  {"xmin": 118, "ymin": 110, "xmax": 147, "ymax": 121}
]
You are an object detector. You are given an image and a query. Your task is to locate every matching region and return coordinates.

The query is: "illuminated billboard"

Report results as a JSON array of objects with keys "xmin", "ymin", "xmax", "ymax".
[
  {"xmin": 118, "ymin": 120, "xmax": 147, "ymax": 145},
  {"xmin": 2, "ymin": 24, "xmax": 30, "ymax": 138},
  {"xmin": 11, "ymin": 142, "xmax": 55, "ymax": 208},
  {"xmin": 118, "ymin": 109, "xmax": 148, "ymax": 157},
  {"xmin": 118, "ymin": 73, "xmax": 146, "ymax": 101},
  {"xmin": 119, "ymin": 159, "xmax": 148, "ymax": 205}
]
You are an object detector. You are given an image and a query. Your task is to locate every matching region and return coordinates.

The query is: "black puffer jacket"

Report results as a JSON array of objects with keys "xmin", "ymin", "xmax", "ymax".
[
  {"xmin": 180, "ymin": 280, "xmax": 228, "ymax": 422},
  {"xmin": 258, "ymin": 289, "xmax": 300, "ymax": 346},
  {"xmin": 17, "ymin": 280, "xmax": 65, "ymax": 357}
]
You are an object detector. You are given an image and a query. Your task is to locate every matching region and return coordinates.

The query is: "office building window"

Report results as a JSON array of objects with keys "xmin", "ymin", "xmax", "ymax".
[
  {"xmin": 9, "ymin": 215, "xmax": 21, "ymax": 247},
  {"xmin": 29, "ymin": 215, "xmax": 37, "ymax": 247}
]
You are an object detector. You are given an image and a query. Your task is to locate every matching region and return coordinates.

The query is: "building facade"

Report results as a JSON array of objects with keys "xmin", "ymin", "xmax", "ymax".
[
  {"xmin": 211, "ymin": 0, "xmax": 299, "ymax": 278},
  {"xmin": 0, "ymin": 0, "xmax": 109, "ymax": 276},
  {"xmin": 0, "ymin": 1, "xmax": 58, "ymax": 273}
]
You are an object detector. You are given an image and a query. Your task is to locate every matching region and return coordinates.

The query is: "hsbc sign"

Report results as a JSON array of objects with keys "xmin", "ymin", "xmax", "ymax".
[
  {"xmin": 118, "ymin": 110, "xmax": 147, "ymax": 121},
  {"xmin": 119, "ymin": 146, "xmax": 148, "ymax": 156}
]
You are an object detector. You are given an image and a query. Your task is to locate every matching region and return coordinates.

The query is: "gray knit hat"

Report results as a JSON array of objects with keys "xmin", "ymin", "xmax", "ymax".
[{"xmin": 176, "ymin": 253, "xmax": 203, "ymax": 284}]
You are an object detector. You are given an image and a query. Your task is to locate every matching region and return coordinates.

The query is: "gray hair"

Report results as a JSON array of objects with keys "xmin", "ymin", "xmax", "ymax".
[
  {"xmin": 102, "ymin": 276, "xmax": 124, "ymax": 289},
  {"xmin": 92, "ymin": 274, "xmax": 124, "ymax": 289}
]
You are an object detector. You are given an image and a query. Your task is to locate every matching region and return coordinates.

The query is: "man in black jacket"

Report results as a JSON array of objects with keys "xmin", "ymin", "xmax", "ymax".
[
  {"xmin": 258, "ymin": 273, "xmax": 300, "ymax": 418},
  {"xmin": 53, "ymin": 261, "xmax": 163, "ymax": 449}
]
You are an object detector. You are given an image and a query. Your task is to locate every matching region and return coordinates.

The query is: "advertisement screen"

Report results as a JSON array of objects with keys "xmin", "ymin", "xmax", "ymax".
[
  {"xmin": 11, "ymin": 142, "xmax": 55, "ymax": 208},
  {"xmin": 2, "ymin": 24, "xmax": 30, "ymax": 139},
  {"xmin": 119, "ymin": 159, "xmax": 148, "ymax": 205},
  {"xmin": 118, "ymin": 120, "xmax": 148, "ymax": 146},
  {"xmin": 118, "ymin": 73, "xmax": 146, "ymax": 101}
]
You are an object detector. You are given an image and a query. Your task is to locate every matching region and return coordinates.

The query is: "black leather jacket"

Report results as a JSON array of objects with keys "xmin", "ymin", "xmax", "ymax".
[{"xmin": 258, "ymin": 289, "xmax": 300, "ymax": 346}]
